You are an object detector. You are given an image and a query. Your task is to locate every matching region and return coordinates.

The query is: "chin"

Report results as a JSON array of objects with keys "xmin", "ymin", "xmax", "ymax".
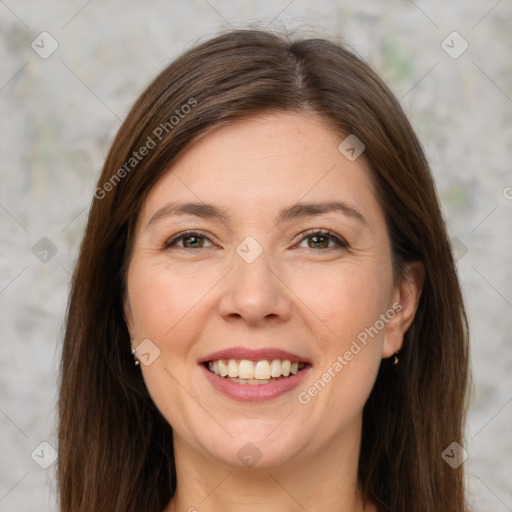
[{"xmin": 203, "ymin": 430, "xmax": 304, "ymax": 470}]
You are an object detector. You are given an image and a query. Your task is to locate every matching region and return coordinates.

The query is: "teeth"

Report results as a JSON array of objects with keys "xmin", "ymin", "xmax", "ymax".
[
  {"xmin": 281, "ymin": 360, "xmax": 291, "ymax": 377},
  {"xmin": 238, "ymin": 360, "xmax": 254, "ymax": 379},
  {"xmin": 218, "ymin": 360, "xmax": 228, "ymax": 377},
  {"xmin": 207, "ymin": 358, "xmax": 306, "ymax": 381},
  {"xmin": 270, "ymin": 359, "xmax": 282, "ymax": 377},
  {"xmin": 254, "ymin": 360, "xmax": 270, "ymax": 379},
  {"xmin": 226, "ymin": 377, "xmax": 270, "ymax": 385},
  {"xmin": 227, "ymin": 359, "xmax": 238, "ymax": 377}
]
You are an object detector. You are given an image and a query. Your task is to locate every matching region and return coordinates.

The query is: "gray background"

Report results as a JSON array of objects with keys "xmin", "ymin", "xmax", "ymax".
[{"xmin": 1, "ymin": 1, "xmax": 511, "ymax": 511}]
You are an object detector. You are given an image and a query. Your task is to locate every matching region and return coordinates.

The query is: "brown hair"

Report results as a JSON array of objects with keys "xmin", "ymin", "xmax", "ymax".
[{"xmin": 58, "ymin": 27, "xmax": 470, "ymax": 512}]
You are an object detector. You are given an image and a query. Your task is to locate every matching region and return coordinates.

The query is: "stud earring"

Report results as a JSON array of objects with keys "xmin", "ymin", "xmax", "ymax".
[{"xmin": 131, "ymin": 348, "xmax": 140, "ymax": 366}]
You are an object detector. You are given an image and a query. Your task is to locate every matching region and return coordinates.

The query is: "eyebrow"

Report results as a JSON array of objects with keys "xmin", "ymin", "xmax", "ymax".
[{"xmin": 145, "ymin": 200, "xmax": 368, "ymax": 230}]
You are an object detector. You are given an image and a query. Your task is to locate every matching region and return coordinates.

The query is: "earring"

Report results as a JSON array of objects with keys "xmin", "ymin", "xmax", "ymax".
[
  {"xmin": 131, "ymin": 348, "xmax": 140, "ymax": 366},
  {"xmin": 392, "ymin": 351, "xmax": 399, "ymax": 366}
]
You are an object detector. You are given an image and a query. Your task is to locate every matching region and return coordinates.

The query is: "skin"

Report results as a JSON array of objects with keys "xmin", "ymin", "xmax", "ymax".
[{"xmin": 123, "ymin": 111, "xmax": 423, "ymax": 512}]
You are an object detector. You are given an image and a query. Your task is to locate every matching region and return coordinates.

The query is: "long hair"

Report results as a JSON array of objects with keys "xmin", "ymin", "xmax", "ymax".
[{"xmin": 58, "ymin": 28, "xmax": 470, "ymax": 512}]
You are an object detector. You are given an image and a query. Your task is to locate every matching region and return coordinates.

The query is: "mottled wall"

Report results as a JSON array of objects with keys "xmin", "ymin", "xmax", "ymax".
[{"xmin": 0, "ymin": 1, "xmax": 511, "ymax": 511}]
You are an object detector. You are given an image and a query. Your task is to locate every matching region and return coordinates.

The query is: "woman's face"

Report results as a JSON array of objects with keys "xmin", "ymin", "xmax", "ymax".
[{"xmin": 124, "ymin": 111, "xmax": 420, "ymax": 470}]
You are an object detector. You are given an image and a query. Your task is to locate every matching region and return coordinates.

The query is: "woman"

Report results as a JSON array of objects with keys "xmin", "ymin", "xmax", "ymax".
[{"xmin": 58, "ymin": 28, "xmax": 470, "ymax": 512}]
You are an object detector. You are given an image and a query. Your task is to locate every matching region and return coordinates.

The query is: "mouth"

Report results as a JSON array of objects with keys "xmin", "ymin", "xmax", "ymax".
[
  {"xmin": 198, "ymin": 347, "xmax": 312, "ymax": 402},
  {"xmin": 203, "ymin": 358, "xmax": 308, "ymax": 385}
]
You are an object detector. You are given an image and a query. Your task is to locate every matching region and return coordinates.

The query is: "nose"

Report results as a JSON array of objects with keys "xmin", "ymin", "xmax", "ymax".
[{"xmin": 217, "ymin": 245, "xmax": 293, "ymax": 327}]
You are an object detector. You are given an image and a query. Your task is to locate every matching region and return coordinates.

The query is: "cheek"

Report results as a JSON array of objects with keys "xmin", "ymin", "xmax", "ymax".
[
  {"xmin": 126, "ymin": 261, "xmax": 213, "ymax": 431},
  {"xmin": 127, "ymin": 259, "xmax": 214, "ymax": 341},
  {"xmin": 293, "ymin": 264, "xmax": 390, "ymax": 411},
  {"xmin": 294, "ymin": 261, "xmax": 392, "ymax": 347}
]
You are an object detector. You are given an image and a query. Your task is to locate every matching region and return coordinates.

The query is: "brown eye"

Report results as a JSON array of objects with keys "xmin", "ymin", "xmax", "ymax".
[
  {"xmin": 308, "ymin": 234, "xmax": 330, "ymax": 249},
  {"xmin": 297, "ymin": 230, "xmax": 348, "ymax": 250},
  {"xmin": 165, "ymin": 231, "xmax": 213, "ymax": 249}
]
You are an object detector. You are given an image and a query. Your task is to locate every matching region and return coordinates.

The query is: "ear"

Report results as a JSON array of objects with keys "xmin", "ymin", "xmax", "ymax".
[{"xmin": 382, "ymin": 261, "xmax": 425, "ymax": 359}]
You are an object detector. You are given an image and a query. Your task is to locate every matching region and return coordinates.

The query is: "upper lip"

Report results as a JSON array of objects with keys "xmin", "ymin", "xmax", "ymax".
[{"xmin": 199, "ymin": 347, "xmax": 311, "ymax": 364}]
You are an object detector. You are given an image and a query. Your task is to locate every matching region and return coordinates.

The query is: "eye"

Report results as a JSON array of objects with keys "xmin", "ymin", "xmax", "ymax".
[
  {"xmin": 164, "ymin": 230, "xmax": 214, "ymax": 249},
  {"xmin": 295, "ymin": 229, "xmax": 348, "ymax": 250},
  {"xmin": 164, "ymin": 229, "xmax": 348, "ymax": 251}
]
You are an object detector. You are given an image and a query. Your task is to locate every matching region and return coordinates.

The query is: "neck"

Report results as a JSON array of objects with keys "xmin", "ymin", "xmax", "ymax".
[{"xmin": 165, "ymin": 417, "xmax": 375, "ymax": 512}]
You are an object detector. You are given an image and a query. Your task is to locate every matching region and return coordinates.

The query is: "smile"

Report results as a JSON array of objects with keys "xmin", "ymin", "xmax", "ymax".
[{"xmin": 206, "ymin": 358, "xmax": 307, "ymax": 385}]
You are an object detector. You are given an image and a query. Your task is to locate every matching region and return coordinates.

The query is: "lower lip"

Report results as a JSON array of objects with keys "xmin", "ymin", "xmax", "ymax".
[{"xmin": 200, "ymin": 363, "xmax": 311, "ymax": 403}]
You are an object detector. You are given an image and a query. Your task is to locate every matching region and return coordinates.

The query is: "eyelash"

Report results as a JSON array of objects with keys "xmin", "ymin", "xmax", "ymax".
[{"xmin": 164, "ymin": 229, "xmax": 348, "ymax": 251}]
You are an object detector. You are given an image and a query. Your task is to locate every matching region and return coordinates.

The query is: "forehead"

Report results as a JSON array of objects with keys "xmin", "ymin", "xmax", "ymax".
[{"xmin": 137, "ymin": 111, "xmax": 379, "ymax": 226}]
